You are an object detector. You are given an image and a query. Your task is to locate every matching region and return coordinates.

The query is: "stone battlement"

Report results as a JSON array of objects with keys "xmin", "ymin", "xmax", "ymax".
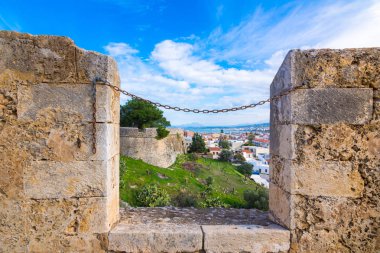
[
  {"xmin": 270, "ymin": 48, "xmax": 379, "ymax": 252},
  {"xmin": 120, "ymin": 127, "xmax": 186, "ymax": 168},
  {"xmin": 0, "ymin": 31, "xmax": 379, "ymax": 253},
  {"xmin": 0, "ymin": 31, "xmax": 120, "ymax": 252}
]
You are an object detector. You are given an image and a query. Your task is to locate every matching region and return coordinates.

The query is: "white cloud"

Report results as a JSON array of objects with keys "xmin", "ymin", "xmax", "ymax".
[
  {"xmin": 151, "ymin": 40, "xmax": 274, "ymax": 94},
  {"xmin": 104, "ymin": 42, "xmax": 139, "ymax": 57},
  {"xmin": 105, "ymin": 0, "xmax": 380, "ymax": 126},
  {"xmin": 208, "ymin": 0, "xmax": 380, "ymax": 66}
]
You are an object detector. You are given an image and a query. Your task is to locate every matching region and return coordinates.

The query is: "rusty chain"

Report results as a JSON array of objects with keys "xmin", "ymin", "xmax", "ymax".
[
  {"xmin": 93, "ymin": 78, "xmax": 307, "ymax": 114},
  {"xmin": 91, "ymin": 78, "xmax": 97, "ymax": 154},
  {"xmin": 90, "ymin": 77, "xmax": 306, "ymax": 154}
]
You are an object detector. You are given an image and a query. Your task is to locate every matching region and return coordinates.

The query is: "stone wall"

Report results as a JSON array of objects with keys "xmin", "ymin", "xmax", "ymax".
[
  {"xmin": 0, "ymin": 31, "xmax": 120, "ymax": 252},
  {"xmin": 120, "ymin": 127, "xmax": 186, "ymax": 168},
  {"xmin": 269, "ymin": 48, "xmax": 380, "ymax": 252}
]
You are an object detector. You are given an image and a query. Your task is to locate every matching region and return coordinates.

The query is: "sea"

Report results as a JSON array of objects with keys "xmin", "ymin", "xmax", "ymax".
[{"xmin": 172, "ymin": 123, "xmax": 270, "ymax": 134}]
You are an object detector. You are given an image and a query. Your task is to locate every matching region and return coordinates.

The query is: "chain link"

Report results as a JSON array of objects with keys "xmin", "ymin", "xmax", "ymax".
[
  {"xmin": 91, "ymin": 78, "xmax": 306, "ymax": 153},
  {"xmin": 94, "ymin": 78, "xmax": 306, "ymax": 114},
  {"xmin": 91, "ymin": 78, "xmax": 98, "ymax": 154}
]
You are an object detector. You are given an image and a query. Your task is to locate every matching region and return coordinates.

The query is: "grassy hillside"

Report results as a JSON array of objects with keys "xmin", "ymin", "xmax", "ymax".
[{"xmin": 120, "ymin": 154, "xmax": 268, "ymax": 209}]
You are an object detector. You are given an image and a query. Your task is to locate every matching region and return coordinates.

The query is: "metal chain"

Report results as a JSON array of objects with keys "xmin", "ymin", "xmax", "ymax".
[
  {"xmin": 94, "ymin": 78, "xmax": 307, "ymax": 114},
  {"xmin": 91, "ymin": 78, "xmax": 98, "ymax": 154}
]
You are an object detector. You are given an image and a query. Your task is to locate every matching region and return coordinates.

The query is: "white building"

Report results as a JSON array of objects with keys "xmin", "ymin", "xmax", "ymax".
[
  {"xmin": 253, "ymin": 147, "xmax": 269, "ymax": 156},
  {"xmin": 249, "ymin": 159, "xmax": 269, "ymax": 174},
  {"xmin": 209, "ymin": 147, "xmax": 221, "ymax": 159},
  {"xmin": 229, "ymin": 140, "xmax": 244, "ymax": 151},
  {"xmin": 250, "ymin": 174, "xmax": 269, "ymax": 188},
  {"xmin": 242, "ymin": 149, "xmax": 254, "ymax": 161},
  {"xmin": 184, "ymin": 136, "xmax": 192, "ymax": 151}
]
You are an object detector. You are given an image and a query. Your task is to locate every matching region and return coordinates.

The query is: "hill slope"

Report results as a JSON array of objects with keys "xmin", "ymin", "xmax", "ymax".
[{"xmin": 120, "ymin": 154, "xmax": 268, "ymax": 209}]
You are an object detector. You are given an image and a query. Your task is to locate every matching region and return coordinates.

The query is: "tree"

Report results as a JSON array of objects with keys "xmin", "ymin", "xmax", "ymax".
[
  {"xmin": 234, "ymin": 153, "xmax": 246, "ymax": 163},
  {"xmin": 244, "ymin": 133, "xmax": 255, "ymax": 146},
  {"xmin": 218, "ymin": 150, "xmax": 233, "ymax": 162},
  {"xmin": 188, "ymin": 133, "xmax": 207, "ymax": 153},
  {"xmin": 236, "ymin": 162, "xmax": 253, "ymax": 176},
  {"xmin": 219, "ymin": 139, "xmax": 230, "ymax": 149},
  {"xmin": 120, "ymin": 98, "xmax": 170, "ymax": 129}
]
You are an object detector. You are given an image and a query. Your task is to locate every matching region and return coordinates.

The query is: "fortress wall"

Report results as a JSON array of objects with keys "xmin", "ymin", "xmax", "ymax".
[
  {"xmin": 0, "ymin": 31, "xmax": 120, "ymax": 252},
  {"xmin": 120, "ymin": 127, "xmax": 186, "ymax": 168},
  {"xmin": 269, "ymin": 48, "xmax": 380, "ymax": 252}
]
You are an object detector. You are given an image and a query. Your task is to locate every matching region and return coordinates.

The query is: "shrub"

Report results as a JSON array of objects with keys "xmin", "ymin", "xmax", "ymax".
[
  {"xmin": 135, "ymin": 184, "xmax": 171, "ymax": 207},
  {"xmin": 236, "ymin": 162, "xmax": 253, "ymax": 176},
  {"xmin": 219, "ymin": 140, "xmax": 230, "ymax": 149},
  {"xmin": 173, "ymin": 192, "xmax": 198, "ymax": 207},
  {"xmin": 156, "ymin": 126, "xmax": 170, "ymax": 140},
  {"xmin": 234, "ymin": 153, "xmax": 246, "ymax": 163},
  {"xmin": 181, "ymin": 162, "xmax": 202, "ymax": 176},
  {"xmin": 206, "ymin": 176, "xmax": 213, "ymax": 186},
  {"xmin": 218, "ymin": 150, "xmax": 233, "ymax": 162},
  {"xmin": 187, "ymin": 153, "xmax": 199, "ymax": 161},
  {"xmin": 243, "ymin": 188, "xmax": 269, "ymax": 210},
  {"xmin": 199, "ymin": 196, "xmax": 229, "ymax": 208}
]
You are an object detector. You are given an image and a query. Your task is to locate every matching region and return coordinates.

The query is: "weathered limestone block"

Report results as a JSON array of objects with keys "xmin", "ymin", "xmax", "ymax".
[
  {"xmin": 76, "ymin": 49, "xmax": 120, "ymax": 86},
  {"xmin": 77, "ymin": 191, "xmax": 119, "ymax": 234},
  {"xmin": 270, "ymin": 124, "xmax": 298, "ymax": 159},
  {"xmin": 270, "ymin": 48, "xmax": 380, "ymax": 253},
  {"xmin": 295, "ymin": 123, "xmax": 380, "ymax": 162},
  {"xmin": 0, "ymin": 199, "xmax": 28, "ymax": 253},
  {"xmin": 27, "ymin": 192, "xmax": 119, "ymax": 238},
  {"xmin": 92, "ymin": 123, "xmax": 120, "ymax": 161},
  {"xmin": 0, "ymin": 142, "xmax": 29, "ymax": 199},
  {"xmin": 20, "ymin": 121, "xmax": 119, "ymax": 162},
  {"xmin": 27, "ymin": 234, "xmax": 106, "ymax": 253},
  {"xmin": 108, "ymin": 223, "xmax": 203, "ymax": 253},
  {"xmin": 17, "ymin": 83, "xmax": 119, "ymax": 123},
  {"xmin": 269, "ymin": 183, "xmax": 296, "ymax": 229},
  {"xmin": 202, "ymin": 224, "xmax": 290, "ymax": 253},
  {"xmin": 291, "ymin": 196, "xmax": 379, "ymax": 253},
  {"xmin": 271, "ymin": 48, "xmax": 380, "ymax": 94},
  {"xmin": 270, "ymin": 158, "xmax": 364, "ymax": 197},
  {"xmin": 120, "ymin": 127, "xmax": 186, "ymax": 168},
  {"xmin": 0, "ymin": 31, "xmax": 120, "ymax": 252},
  {"xmin": 272, "ymin": 88, "xmax": 373, "ymax": 125},
  {"xmin": 0, "ymin": 31, "xmax": 120, "ymax": 85},
  {"xmin": 24, "ymin": 155, "xmax": 119, "ymax": 199}
]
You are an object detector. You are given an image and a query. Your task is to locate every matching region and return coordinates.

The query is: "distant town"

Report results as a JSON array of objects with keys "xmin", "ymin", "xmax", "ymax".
[{"xmin": 181, "ymin": 123, "xmax": 270, "ymax": 188}]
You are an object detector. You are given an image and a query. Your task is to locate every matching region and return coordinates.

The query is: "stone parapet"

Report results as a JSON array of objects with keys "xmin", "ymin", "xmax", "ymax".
[
  {"xmin": 120, "ymin": 127, "xmax": 183, "ymax": 138},
  {"xmin": 269, "ymin": 48, "xmax": 380, "ymax": 252},
  {"xmin": 0, "ymin": 31, "xmax": 120, "ymax": 252},
  {"xmin": 120, "ymin": 127, "xmax": 185, "ymax": 168}
]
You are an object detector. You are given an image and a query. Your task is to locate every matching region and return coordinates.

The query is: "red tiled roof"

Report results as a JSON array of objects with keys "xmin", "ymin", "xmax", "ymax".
[
  {"xmin": 209, "ymin": 147, "xmax": 221, "ymax": 151},
  {"xmin": 242, "ymin": 150, "xmax": 253, "ymax": 154},
  {"xmin": 254, "ymin": 138, "xmax": 269, "ymax": 143}
]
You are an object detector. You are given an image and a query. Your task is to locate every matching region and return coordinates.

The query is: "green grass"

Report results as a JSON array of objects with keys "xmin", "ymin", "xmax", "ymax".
[{"xmin": 120, "ymin": 154, "xmax": 267, "ymax": 209}]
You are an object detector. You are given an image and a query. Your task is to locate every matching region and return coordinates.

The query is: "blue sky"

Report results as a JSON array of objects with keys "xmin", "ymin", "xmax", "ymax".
[{"xmin": 1, "ymin": 0, "xmax": 380, "ymax": 126}]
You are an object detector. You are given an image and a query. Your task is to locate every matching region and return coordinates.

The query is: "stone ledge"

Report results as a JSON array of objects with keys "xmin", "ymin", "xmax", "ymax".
[
  {"xmin": 108, "ymin": 223, "xmax": 203, "ymax": 253},
  {"xmin": 203, "ymin": 225, "xmax": 290, "ymax": 253},
  {"xmin": 107, "ymin": 207, "xmax": 290, "ymax": 253},
  {"xmin": 108, "ymin": 223, "xmax": 290, "ymax": 253}
]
